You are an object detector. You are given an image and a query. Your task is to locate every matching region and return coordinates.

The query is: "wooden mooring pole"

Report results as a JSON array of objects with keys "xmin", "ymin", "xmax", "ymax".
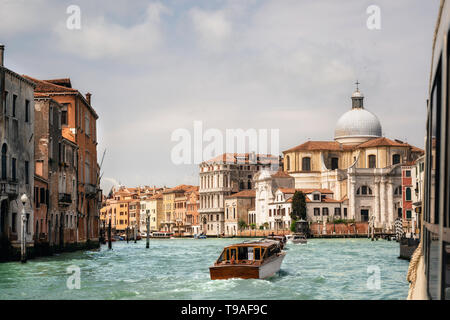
[
  {"xmin": 108, "ymin": 219, "xmax": 112, "ymax": 250},
  {"xmin": 146, "ymin": 216, "xmax": 150, "ymax": 249}
]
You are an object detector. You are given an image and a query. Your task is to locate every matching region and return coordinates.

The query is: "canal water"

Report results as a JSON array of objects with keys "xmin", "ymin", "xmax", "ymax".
[{"xmin": 0, "ymin": 238, "xmax": 409, "ymax": 300}]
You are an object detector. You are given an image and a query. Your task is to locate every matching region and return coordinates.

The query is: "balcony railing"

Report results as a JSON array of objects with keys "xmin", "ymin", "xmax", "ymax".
[
  {"xmin": 85, "ymin": 183, "xmax": 97, "ymax": 198},
  {"xmin": 58, "ymin": 193, "xmax": 72, "ymax": 205},
  {"xmin": 0, "ymin": 179, "xmax": 18, "ymax": 198}
]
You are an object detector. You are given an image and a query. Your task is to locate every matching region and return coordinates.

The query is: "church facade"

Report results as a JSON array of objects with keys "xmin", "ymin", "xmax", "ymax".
[{"xmin": 282, "ymin": 87, "xmax": 423, "ymax": 231}]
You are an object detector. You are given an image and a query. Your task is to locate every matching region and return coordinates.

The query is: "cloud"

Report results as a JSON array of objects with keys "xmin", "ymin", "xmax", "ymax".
[
  {"xmin": 54, "ymin": 2, "xmax": 170, "ymax": 59},
  {"xmin": 189, "ymin": 8, "xmax": 232, "ymax": 51},
  {"xmin": 0, "ymin": 0, "xmax": 57, "ymax": 37}
]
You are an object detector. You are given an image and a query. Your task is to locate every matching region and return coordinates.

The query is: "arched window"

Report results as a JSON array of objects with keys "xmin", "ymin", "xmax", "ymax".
[
  {"xmin": 357, "ymin": 186, "xmax": 373, "ymax": 195},
  {"xmin": 392, "ymin": 154, "xmax": 401, "ymax": 165},
  {"xmin": 368, "ymin": 155, "xmax": 376, "ymax": 168},
  {"xmin": 285, "ymin": 155, "xmax": 290, "ymax": 171},
  {"xmin": 405, "ymin": 187, "xmax": 412, "ymax": 201},
  {"xmin": 247, "ymin": 181, "xmax": 252, "ymax": 189},
  {"xmin": 1, "ymin": 144, "xmax": 7, "ymax": 180},
  {"xmin": 302, "ymin": 157, "xmax": 311, "ymax": 171}
]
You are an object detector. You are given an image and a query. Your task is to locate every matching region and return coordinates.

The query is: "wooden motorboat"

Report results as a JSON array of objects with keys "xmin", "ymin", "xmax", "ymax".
[
  {"xmin": 209, "ymin": 240, "xmax": 286, "ymax": 280},
  {"xmin": 291, "ymin": 233, "xmax": 307, "ymax": 244}
]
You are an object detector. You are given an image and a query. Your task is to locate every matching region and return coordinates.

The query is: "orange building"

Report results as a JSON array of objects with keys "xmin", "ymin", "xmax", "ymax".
[
  {"xmin": 24, "ymin": 76, "xmax": 100, "ymax": 245},
  {"xmin": 185, "ymin": 186, "xmax": 200, "ymax": 235}
]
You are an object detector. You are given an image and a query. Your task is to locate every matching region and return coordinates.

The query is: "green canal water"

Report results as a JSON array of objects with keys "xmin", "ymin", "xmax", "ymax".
[{"xmin": 0, "ymin": 238, "xmax": 409, "ymax": 300}]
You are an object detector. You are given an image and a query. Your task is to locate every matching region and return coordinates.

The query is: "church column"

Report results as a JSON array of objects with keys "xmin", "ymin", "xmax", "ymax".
[
  {"xmin": 380, "ymin": 177, "xmax": 386, "ymax": 229},
  {"xmin": 374, "ymin": 180, "xmax": 380, "ymax": 227},
  {"xmin": 387, "ymin": 181, "xmax": 394, "ymax": 231}
]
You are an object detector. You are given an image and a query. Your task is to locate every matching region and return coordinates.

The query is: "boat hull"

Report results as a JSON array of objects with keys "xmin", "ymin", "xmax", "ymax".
[{"xmin": 209, "ymin": 252, "xmax": 286, "ymax": 280}]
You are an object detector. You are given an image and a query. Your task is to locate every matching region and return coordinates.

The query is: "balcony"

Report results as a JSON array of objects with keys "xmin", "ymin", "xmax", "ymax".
[
  {"xmin": 85, "ymin": 183, "xmax": 97, "ymax": 198},
  {"xmin": 0, "ymin": 179, "xmax": 18, "ymax": 199},
  {"xmin": 58, "ymin": 193, "xmax": 72, "ymax": 206}
]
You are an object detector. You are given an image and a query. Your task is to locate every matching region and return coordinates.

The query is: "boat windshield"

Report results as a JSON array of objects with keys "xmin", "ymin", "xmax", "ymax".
[{"xmin": 217, "ymin": 246, "xmax": 262, "ymax": 263}]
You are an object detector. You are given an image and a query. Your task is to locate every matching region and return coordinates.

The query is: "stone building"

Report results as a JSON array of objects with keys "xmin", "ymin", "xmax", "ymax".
[
  {"xmin": 198, "ymin": 153, "xmax": 280, "ymax": 236},
  {"xmin": 253, "ymin": 170, "xmax": 295, "ymax": 227},
  {"xmin": 224, "ymin": 190, "xmax": 255, "ymax": 236},
  {"xmin": 185, "ymin": 187, "xmax": 200, "ymax": 236},
  {"xmin": 282, "ymin": 86, "xmax": 423, "ymax": 231},
  {"xmin": 140, "ymin": 192, "xmax": 163, "ymax": 233},
  {"xmin": 0, "ymin": 45, "xmax": 35, "ymax": 260},
  {"xmin": 34, "ymin": 96, "xmax": 78, "ymax": 251},
  {"xmin": 268, "ymin": 188, "xmax": 344, "ymax": 230},
  {"xmin": 23, "ymin": 75, "xmax": 100, "ymax": 245},
  {"xmin": 161, "ymin": 184, "xmax": 195, "ymax": 233}
]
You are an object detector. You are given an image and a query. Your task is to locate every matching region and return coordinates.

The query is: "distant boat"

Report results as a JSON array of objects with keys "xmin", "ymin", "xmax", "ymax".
[
  {"xmin": 291, "ymin": 233, "xmax": 307, "ymax": 244},
  {"xmin": 194, "ymin": 233, "xmax": 207, "ymax": 239},
  {"xmin": 209, "ymin": 239, "xmax": 286, "ymax": 280}
]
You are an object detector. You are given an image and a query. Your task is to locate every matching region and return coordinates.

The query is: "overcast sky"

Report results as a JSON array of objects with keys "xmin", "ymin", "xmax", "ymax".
[{"xmin": 0, "ymin": 0, "xmax": 440, "ymax": 193}]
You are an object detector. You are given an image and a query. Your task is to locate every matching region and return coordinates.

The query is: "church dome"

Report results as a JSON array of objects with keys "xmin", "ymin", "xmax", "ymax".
[{"xmin": 334, "ymin": 86, "xmax": 382, "ymax": 145}]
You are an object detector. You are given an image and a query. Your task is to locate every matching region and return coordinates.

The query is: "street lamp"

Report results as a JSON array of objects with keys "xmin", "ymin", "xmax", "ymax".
[{"xmin": 20, "ymin": 193, "xmax": 28, "ymax": 263}]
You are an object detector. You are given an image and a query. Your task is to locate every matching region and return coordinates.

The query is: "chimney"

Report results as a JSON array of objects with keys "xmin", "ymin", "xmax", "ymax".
[
  {"xmin": 86, "ymin": 92, "xmax": 92, "ymax": 105},
  {"xmin": 0, "ymin": 44, "xmax": 4, "ymax": 67}
]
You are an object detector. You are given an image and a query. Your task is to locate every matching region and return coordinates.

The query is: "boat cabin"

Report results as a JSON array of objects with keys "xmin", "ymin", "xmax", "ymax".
[{"xmin": 214, "ymin": 241, "xmax": 281, "ymax": 265}]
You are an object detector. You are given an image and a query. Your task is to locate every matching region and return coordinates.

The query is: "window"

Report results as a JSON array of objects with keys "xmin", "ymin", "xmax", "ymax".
[
  {"xmin": 3, "ymin": 91, "xmax": 8, "ymax": 114},
  {"xmin": 12, "ymin": 158, "xmax": 16, "ymax": 181},
  {"xmin": 344, "ymin": 208, "xmax": 348, "ymax": 217},
  {"xmin": 357, "ymin": 186, "xmax": 372, "ymax": 195},
  {"xmin": 398, "ymin": 208, "xmax": 402, "ymax": 218},
  {"xmin": 394, "ymin": 186, "xmax": 402, "ymax": 195},
  {"xmin": 25, "ymin": 100, "xmax": 30, "ymax": 123},
  {"xmin": 50, "ymin": 106, "xmax": 53, "ymax": 125},
  {"xmin": 85, "ymin": 113, "xmax": 90, "ymax": 136},
  {"xmin": 334, "ymin": 207, "xmax": 341, "ymax": 216},
  {"xmin": 12, "ymin": 212, "xmax": 17, "ymax": 233},
  {"xmin": 405, "ymin": 170, "xmax": 411, "ymax": 177},
  {"xmin": 1, "ymin": 144, "xmax": 7, "ymax": 180},
  {"xmin": 331, "ymin": 157, "xmax": 339, "ymax": 170},
  {"xmin": 40, "ymin": 188, "xmax": 45, "ymax": 204},
  {"xmin": 406, "ymin": 210, "xmax": 412, "ymax": 220},
  {"xmin": 286, "ymin": 155, "xmax": 290, "ymax": 171},
  {"xmin": 368, "ymin": 155, "xmax": 376, "ymax": 168},
  {"xmin": 361, "ymin": 209, "xmax": 369, "ymax": 222},
  {"xmin": 392, "ymin": 154, "xmax": 401, "ymax": 165},
  {"xmin": 12, "ymin": 94, "xmax": 17, "ymax": 117},
  {"xmin": 61, "ymin": 110, "xmax": 67, "ymax": 125},
  {"xmin": 313, "ymin": 194, "xmax": 320, "ymax": 201},
  {"xmin": 323, "ymin": 207, "xmax": 329, "ymax": 216},
  {"xmin": 302, "ymin": 157, "xmax": 311, "ymax": 171},
  {"xmin": 25, "ymin": 161, "xmax": 29, "ymax": 184},
  {"xmin": 405, "ymin": 187, "xmax": 412, "ymax": 201},
  {"xmin": 314, "ymin": 208, "xmax": 320, "ymax": 216}
]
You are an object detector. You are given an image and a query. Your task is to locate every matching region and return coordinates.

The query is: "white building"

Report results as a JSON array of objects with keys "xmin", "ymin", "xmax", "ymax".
[{"xmin": 253, "ymin": 170, "xmax": 294, "ymax": 227}]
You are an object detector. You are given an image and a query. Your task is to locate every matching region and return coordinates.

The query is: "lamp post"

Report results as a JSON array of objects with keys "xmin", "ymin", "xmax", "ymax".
[{"xmin": 20, "ymin": 194, "xmax": 28, "ymax": 263}]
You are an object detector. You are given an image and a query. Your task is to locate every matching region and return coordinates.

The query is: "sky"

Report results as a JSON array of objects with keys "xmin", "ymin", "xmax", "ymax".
[{"xmin": 0, "ymin": 0, "xmax": 440, "ymax": 193}]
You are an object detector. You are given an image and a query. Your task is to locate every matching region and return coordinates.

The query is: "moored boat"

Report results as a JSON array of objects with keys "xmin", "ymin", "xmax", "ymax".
[{"xmin": 209, "ymin": 240, "xmax": 286, "ymax": 280}]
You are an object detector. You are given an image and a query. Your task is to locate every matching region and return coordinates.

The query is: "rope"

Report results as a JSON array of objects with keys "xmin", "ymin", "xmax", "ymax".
[{"xmin": 406, "ymin": 241, "xmax": 423, "ymax": 299}]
